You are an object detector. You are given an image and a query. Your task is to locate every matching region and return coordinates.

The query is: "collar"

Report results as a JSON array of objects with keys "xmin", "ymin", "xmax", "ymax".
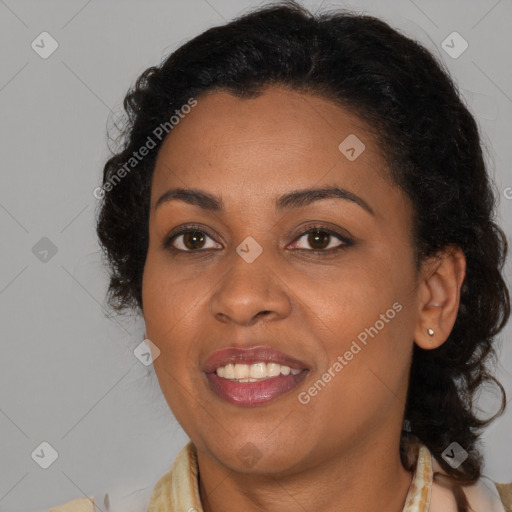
[{"xmin": 147, "ymin": 441, "xmax": 433, "ymax": 512}]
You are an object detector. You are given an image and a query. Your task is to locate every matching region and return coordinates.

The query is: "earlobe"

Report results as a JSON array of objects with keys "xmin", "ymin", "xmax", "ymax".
[{"xmin": 414, "ymin": 246, "xmax": 466, "ymax": 350}]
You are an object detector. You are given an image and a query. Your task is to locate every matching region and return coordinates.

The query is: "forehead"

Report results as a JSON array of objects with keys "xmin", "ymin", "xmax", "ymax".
[{"xmin": 151, "ymin": 87, "xmax": 391, "ymax": 208}]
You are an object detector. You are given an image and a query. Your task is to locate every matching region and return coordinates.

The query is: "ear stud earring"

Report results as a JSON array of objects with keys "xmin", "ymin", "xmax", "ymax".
[{"xmin": 427, "ymin": 328, "xmax": 435, "ymax": 336}]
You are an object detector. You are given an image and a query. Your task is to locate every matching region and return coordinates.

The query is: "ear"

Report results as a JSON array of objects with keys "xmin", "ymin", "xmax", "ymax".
[{"xmin": 414, "ymin": 245, "xmax": 466, "ymax": 350}]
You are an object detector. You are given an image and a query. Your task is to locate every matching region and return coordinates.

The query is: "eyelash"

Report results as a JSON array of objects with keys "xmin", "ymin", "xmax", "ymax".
[{"xmin": 163, "ymin": 223, "xmax": 353, "ymax": 255}]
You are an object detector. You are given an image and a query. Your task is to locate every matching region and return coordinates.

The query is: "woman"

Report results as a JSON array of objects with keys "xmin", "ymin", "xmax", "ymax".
[{"xmin": 49, "ymin": 1, "xmax": 511, "ymax": 511}]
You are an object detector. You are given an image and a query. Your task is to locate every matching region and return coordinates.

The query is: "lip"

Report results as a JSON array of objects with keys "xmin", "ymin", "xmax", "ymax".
[
  {"xmin": 206, "ymin": 371, "xmax": 308, "ymax": 407},
  {"xmin": 202, "ymin": 346, "xmax": 310, "ymax": 407}
]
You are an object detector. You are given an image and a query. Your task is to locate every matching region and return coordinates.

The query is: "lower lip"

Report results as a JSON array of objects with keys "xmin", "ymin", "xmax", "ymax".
[{"xmin": 205, "ymin": 371, "xmax": 308, "ymax": 407}]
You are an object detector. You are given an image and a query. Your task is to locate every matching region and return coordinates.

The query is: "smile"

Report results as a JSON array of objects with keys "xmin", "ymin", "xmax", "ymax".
[{"xmin": 203, "ymin": 346, "xmax": 310, "ymax": 407}]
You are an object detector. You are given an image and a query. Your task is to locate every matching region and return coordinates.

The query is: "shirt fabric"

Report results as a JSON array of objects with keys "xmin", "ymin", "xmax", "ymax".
[{"xmin": 47, "ymin": 441, "xmax": 511, "ymax": 512}]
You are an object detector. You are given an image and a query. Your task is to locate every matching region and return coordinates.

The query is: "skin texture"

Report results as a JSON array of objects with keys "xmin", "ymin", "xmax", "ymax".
[{"xmin": 141, "ymin": 86, "xmax": 466, "ymax": 512}]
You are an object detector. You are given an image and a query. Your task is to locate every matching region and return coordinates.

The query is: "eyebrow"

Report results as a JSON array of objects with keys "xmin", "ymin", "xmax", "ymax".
[{"xmin": 154, "ymin": 185, "xmax": 375, "ymax": 216}]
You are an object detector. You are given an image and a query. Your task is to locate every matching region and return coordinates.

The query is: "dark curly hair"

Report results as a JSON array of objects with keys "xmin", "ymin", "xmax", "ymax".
[{"xmin": 96, "ymin": 2, "xmax": 510, "ymax": 509}]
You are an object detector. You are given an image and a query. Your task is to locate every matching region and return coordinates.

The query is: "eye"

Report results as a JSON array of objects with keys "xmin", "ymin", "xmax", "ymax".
[
  {"xmin": 164, "ymin": 225, "xmax": 221, "ymax": 252},
  {"xmin": 163, "ymin": 224, "xmax": 352, "ymax": 254},
  {"xmin": 289, "ymin": 226, "xmax": 352, "ymax": 253}
]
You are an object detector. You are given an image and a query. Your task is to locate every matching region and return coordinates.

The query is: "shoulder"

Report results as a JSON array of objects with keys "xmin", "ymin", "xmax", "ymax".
[
  {"xmin": 463, "ymin": 478, "xmax": 512, "ymax": 512},
  {"xmin": 431, "ymin": 454, "xmax": 511, "ymax": 512},
  {"xmin": 46, "ymin": 497, "xmax": 95, "ymax": 512},
  {"xmin": 494, "ymin": 482, "xmax": 512, "ymax": 512},
  {"xmin": 45, "ymin": 445, "xmax": 195, "ymax": 512}
]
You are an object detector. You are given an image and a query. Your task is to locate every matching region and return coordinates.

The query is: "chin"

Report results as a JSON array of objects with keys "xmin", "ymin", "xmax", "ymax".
[{"xmin": 202, "ymin": 433, "xmax": 308, "ymax": 475}]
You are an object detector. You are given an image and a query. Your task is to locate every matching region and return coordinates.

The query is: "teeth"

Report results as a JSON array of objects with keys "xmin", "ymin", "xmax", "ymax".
[
  {"xmin": 224, "ymin": 364, "xmax": 235, "ymax": 379},
  {"xmin": 215, "ymin": 362, "xmax": 302, "ymax": 381},
  {"xmin": 267, "ymin": 362, "xmax": 281, "ymax": 377},
  {"xmin": 250, "ymin": 362, "xmax": 266, "ymax": 379},
  {"xmin": 234, "ymin": 363, "xmax": 249, "ymax": 379}
]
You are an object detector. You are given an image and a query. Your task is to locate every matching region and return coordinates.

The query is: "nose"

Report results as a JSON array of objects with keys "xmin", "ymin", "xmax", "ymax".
[{"xmin": 209, "ymin": 250, "xmax": 292, "ymax": 326}]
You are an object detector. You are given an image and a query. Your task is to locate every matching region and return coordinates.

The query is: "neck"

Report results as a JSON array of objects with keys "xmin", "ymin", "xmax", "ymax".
[{"xmin": 197, "ymin": 434, "xmax": 414, "ymax": 512}]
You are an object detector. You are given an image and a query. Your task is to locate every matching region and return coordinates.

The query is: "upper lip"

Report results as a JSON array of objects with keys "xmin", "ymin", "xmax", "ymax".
[{"xmin": 202, "ymin": 346, "xmax": 310, "ymax": 373}]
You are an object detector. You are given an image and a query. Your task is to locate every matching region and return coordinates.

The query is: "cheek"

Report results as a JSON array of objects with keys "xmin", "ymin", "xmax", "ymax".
[
  {"xmin": 300, "ymin": 256, "xmax": 395, "ymax": 333},
  {"xmin": 142, "ymin": 250, "xmax": 197, "ymax": 333},
  {"xmin": 141, "ymin": 255, "xmax": 198, "ymax": 386},
  {"xmin": 302, "ymin": 255, "xmax": 414, "ymax": 399},
  {"xmin": 143, "ymin": 257, "xmax": 206, "ymax": 432}
]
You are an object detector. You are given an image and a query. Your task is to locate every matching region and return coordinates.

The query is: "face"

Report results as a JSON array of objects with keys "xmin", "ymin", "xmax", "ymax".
[{"xmin": 142, "ymin": 86, "xmax": 421, "ymax": 475}]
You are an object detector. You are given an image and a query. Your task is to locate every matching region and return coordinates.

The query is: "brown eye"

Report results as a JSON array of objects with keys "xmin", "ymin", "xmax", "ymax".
[
  {"xmin": 307, "ymin": 230, "xmax": 331, "ymax": 250},
  {"xmin": 290, "ymin": 227, "xmax": 350, "ymax": 252},
  {"xmin": 182, "ymin": 231, "xmax": 206, "ymax": 250},
  {"xmin": 166, "ymin": 228, "xmax": 221, "ymax": 252}
]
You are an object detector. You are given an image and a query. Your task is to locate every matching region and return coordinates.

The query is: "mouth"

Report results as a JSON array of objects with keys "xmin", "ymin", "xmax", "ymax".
[{"xmin": 202, "ymin": 346, "xmax": 310, "ymax": 407}]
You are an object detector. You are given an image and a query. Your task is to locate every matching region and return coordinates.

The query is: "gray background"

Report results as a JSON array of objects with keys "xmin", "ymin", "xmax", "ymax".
[{"xmin": 1, "ymin": 0, "xmax": 511, "ymax": 511}]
